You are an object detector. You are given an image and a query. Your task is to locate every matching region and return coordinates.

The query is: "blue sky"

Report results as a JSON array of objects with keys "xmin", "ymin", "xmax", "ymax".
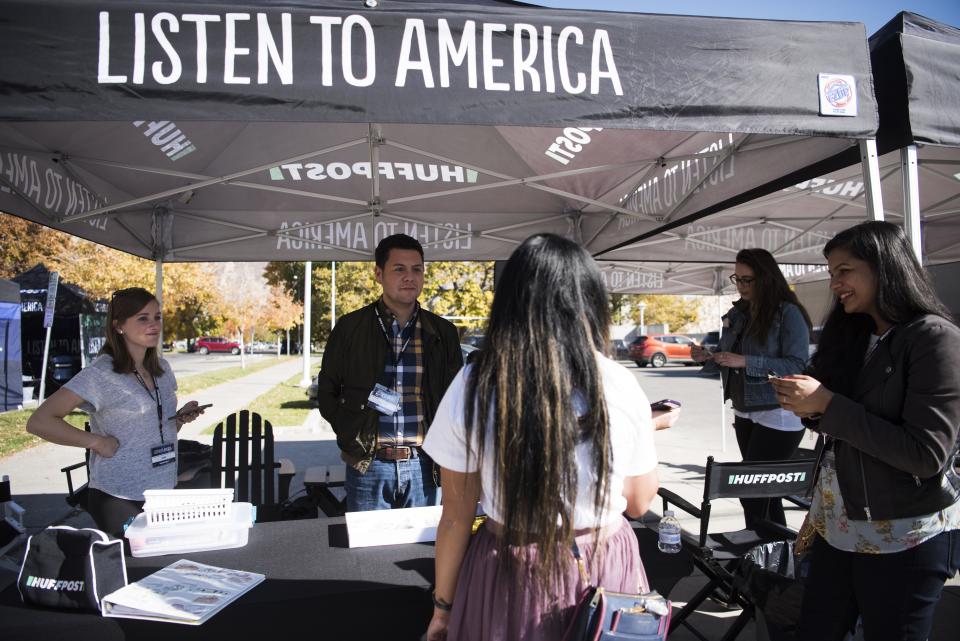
[{"xmin": 537, "ymin": 1, "xmax": 960, "ymax": 34}]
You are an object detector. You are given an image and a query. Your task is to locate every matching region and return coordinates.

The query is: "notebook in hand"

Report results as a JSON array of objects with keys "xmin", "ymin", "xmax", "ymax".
[{"xmin": 101, "ymin": 559, "xmax": 264, "ymax": 625}]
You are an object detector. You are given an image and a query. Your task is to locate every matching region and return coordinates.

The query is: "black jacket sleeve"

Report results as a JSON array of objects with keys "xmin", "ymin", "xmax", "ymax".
[{"xmin": 316, "ymin": 320, "xmax": 346, "ymax": 428}]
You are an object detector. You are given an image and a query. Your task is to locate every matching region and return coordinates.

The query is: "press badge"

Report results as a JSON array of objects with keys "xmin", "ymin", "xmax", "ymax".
[
  {"xmin": 367, "ymin": 383, "xmax": 401, "ymax": 415},
  {"xmin": 150, "ymin": 443, "xmax": 176, "ymax": 468}
]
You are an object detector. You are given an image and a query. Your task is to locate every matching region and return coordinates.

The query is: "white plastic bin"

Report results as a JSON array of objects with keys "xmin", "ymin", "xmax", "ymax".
[
  {"xmin": 141, "ymin": 488, "xmax": 234, "ymax": 527},
  {"xmin": 126, "ymin": 502, "xmax": 254, "ymax": 557}
]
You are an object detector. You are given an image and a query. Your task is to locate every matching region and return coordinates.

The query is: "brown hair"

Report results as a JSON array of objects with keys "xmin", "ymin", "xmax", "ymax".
[
  {"xmin": 735, "ymin": 248, "xmax": 812, "ymax": 342},
  {"xmin": 102, "ymin": 287, "xmax": 163, "ymax": 377}
]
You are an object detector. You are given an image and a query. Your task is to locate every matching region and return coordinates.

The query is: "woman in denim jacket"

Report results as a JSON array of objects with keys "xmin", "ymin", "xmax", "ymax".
[{"xmin": 692, "ymin": 248, "xmax": 812, "ymax": 527}]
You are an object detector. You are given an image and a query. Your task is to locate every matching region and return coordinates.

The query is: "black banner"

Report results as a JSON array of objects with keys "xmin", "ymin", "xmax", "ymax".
[{"xmin": 0, "ymin": 0, "xmax": 876, "ymax": 136}]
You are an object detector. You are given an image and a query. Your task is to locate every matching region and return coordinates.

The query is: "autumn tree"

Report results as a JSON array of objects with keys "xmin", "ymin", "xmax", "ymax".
[
  {"xmin": 261, "ymin": 285, "xmax": 303, "ymax": 335},
  {"xmin": 0, "ymin": 214, "xmax": 228, "ymax": 342},
  {"xmin": 255, "ymin": 284, "xmax": 303, "ymax": 352},
  {"xmin": 0, "ymin": 213, "xmax": 73, "ymax": 279},
  {"xmin": 628, "ymin": 295, "xmax": 701, "ymax": 332},
  {"xmin": 265, "ymin": 260, "xmax": 494, "ymax": 346},
  {"xmin": 423, "ymin": 262, "xmax": 493, "ymax": 331}
]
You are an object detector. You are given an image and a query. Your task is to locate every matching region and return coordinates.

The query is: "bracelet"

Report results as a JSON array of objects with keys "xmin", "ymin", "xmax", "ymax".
[{"xmin": 432, "ymin": 592, "xmax": 453, "ymax": 612}]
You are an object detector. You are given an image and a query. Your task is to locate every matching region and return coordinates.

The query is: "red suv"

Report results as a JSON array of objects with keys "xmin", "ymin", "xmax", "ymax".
[
  {"xmin": 195, "ymin": 336, "xmax": 241, "ymax": 355},
  {"xmin": 629, "ymin": 334, "xmax": 698, "ymax": 368}
]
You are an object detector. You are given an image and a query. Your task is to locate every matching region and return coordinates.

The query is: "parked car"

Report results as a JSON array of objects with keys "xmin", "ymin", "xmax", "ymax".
[
  {"xmin": 700, "ymin": 331, "xmax": 720, "ymax": 353},
  {"xmin": 462, "ymin": 334, "xmax": 485, "ymax": 349},
  {"xmin": 629, "ymin": 334, "xmax": 699, "ymax": 368},
  {"xmin": 245, "ymin": 341, "xmax": 276, "ymax": 354},
  {"xmin": 609, "ymin": 339, "xmax": 630, "ymax": 360},
  {"xmin": 460, "ymin": 343, "xmax": 479, "ymax": 364},
  {"xmin": 194, "ymin": 336, "xmax": 241, "ymax": 355}
]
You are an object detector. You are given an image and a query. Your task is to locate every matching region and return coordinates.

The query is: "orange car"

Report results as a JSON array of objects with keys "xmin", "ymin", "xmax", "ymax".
[{"xmin": 628, "ymin": 334, "xmax": 699, "ymax": 368}]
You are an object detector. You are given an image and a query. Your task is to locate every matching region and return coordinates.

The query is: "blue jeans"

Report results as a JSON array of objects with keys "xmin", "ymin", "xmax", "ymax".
[
  {"xmin": 344, "ymin": 455, "xmax": 439, "ymax": 511},
  {"xmin": 797, "ymin": 530, "xmax": 960, "ymax": 641}
]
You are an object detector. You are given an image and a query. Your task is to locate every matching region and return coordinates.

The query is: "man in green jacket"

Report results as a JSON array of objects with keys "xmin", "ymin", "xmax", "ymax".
[{"xmin": 316, "ymin": 234, "xmax": 463, "ymax": 511}]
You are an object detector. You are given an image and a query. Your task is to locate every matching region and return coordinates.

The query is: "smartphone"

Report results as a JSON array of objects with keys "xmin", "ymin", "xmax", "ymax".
[
  {"xmin": 650, "ymin": 399, "xmax": 682, "ymax": 412},
  {"xmin": 766, "ymin": 369, "xmax": 779, "ymax": 380},
  {"xmin": 167, "ymin": 403, "xmax": 212, "ymax": 420}
]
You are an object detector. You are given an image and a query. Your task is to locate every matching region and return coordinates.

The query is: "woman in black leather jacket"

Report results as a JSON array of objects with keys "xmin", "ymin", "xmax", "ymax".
[{"xmin": 772, "ymin": 221, "xmax": 960, "ymax": 641}]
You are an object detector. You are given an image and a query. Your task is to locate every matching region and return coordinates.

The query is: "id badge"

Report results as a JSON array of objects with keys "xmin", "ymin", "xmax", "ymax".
[
  {"xmin": 151, "ymin": 443, "xmax": 176, "ymax": 468},
  {"xmin": 367, "ymin": 383, "xmax": 401, "ymax": 415}
]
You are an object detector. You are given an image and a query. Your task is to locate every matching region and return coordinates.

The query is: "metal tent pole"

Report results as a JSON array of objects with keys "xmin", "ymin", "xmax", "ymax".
[
  {"xmin": 331, "ymin": 261, "xmax": 337, "ymax": 330},
  {"xmin": 155, "ymin": 258, "xmax": 163, "ymax": 349},
  {"xmin": 859, "ymin": 139, "xmax": 885, "ymax": 221},
  {"xmin": 901, "ymin": 145, "xmax": 922, "ymax": 262}
]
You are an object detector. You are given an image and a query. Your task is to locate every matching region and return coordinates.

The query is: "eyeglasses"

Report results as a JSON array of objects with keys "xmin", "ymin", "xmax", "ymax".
[{"xmin": 729, "ymin": 275, "xmax": 755, "ymax": 286}]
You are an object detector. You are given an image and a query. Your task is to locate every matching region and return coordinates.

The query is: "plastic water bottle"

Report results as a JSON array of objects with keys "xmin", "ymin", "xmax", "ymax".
[{"xmin": 658, "ymin": 510, "xmax": 682, "ymax": 553}]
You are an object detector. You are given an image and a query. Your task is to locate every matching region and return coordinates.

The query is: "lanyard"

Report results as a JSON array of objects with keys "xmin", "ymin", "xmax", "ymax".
[
  {"xmin": 133, "ymin": 369, "xmax": 165, "ymax": 444},
  {"xmin": 375, "ymin": 306, "xmax": 418, "ymax": 367}
]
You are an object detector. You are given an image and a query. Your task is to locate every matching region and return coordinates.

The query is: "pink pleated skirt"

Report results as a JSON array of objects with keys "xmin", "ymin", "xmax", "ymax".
[{"xmin": 446, "ymin": 516, "xmax": 647, "ymax": 641}]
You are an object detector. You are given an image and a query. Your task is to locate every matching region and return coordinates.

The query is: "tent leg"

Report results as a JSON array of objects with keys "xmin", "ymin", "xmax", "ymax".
[
  {"xmin": 720, "ymin": 367, "xmax": 726, "ymax": 453},
  {"xmin": 300, "ymin": 261, "xmax": 312, "ymax": 387},
  {"xmin": 155, "ymin": 259, "xmax": 163, "ymax": 349},
  {"xmin": 714, "ymin": 280, "xmax": 726, "ymax": 452},
  {"xmin": 859, "ymin": 139, "xmax": 885, "ymax": 221},
  {"xmin": 331, "ymin": 261, "xmax": 337, "ymax": 331},
  {"xmin": 901, "ymin": 145, "xmax": 922, "ymax": 263}
]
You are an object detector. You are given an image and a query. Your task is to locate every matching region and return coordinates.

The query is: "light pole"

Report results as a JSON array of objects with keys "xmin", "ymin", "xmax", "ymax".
[{"xmin": 639, "ymin": 301, "xmax": 647, "ymax": 335}]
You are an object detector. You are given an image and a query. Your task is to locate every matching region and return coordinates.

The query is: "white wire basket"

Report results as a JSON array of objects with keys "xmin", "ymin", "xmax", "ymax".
[{"xmin": 141, "ymin": 488, "xmax": 235, "ymax": 528}]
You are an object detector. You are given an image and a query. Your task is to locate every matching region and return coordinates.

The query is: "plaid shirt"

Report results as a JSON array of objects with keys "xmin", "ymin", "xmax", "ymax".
[{"xmin": 375, "ymin": 299, "xmax": 425, "ymax": 448}]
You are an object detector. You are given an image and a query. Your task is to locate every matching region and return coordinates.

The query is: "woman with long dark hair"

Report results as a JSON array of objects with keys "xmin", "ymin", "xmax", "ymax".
[
  {"xmin": 772, "ymin": 221, "xmax": 960, "ymax": 641},
  {"xmin": 422, "ymin": 234, "xmax": 673, "ymax": 641},
  {"xmin": 27, "ymin": 287, "xmax": 206, "ymax": 536},
  {"xmin": 691, "ymin": 248, "xmax": 812, "ymax": 527}
]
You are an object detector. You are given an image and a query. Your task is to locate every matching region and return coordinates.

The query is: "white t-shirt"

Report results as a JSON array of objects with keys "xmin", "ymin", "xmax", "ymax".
[
  {"xmin": 65, "ymin": 354, "xmax": 179, "ymax": 501},
  {"xmin": 423, "ymin": 353, "xmax": 658, "ymax": 530}
]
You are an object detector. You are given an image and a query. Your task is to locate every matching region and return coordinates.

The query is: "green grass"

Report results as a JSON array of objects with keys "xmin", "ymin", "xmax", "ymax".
[
  {"xmin": 0, "ymin": 411, "xmax": 88, "ymax": 458},
  {"xmin": 176, "ymin": 356, "xmax": 295, "ymax": 396},
  {"xmin": 201, "ymin": 371, "xmax": 314, "ymax": 435},
  {"xmin": 0, "ymin": 356, "xmax": 297, "ymax": 458}
]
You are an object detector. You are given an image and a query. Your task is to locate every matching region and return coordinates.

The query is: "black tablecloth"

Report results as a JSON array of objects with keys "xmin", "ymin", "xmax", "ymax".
[
  {"xmin": 0, "ymin": 518, "xmax": 692, "ymax": 641},
  {"xmin": 0, "ymin": 517, "xmax": 436, "ymax": 641}
]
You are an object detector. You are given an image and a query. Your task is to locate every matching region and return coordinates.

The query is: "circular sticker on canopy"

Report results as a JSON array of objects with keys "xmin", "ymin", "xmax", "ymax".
[{"xmin": 818, "ymin": 73, "xmax": 858, "ymax": 117}]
